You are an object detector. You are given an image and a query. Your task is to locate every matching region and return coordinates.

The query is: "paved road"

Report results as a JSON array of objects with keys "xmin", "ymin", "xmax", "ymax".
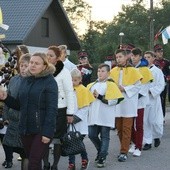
[{"xmin": 1, "ymin": 108, "xmax": 170, "ymax": 170}]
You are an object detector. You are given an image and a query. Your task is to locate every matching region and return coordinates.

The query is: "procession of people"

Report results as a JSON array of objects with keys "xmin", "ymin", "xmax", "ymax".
[{"xmin": 0, "ymin": 43, "xmax": 169, "ymax": 170}]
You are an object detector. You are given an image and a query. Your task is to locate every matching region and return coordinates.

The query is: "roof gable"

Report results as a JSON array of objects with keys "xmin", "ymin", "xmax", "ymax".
[
  {"xmin": 0, "ymin": 0, "xmax": 80, "ymax": 50},
  {"xmin": 0, "ymin": 0, "xmax": 52, "ymax": 41}
]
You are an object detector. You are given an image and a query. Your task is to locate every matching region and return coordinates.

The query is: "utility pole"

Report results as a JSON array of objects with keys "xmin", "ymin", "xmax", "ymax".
[{"xmin": 150, "ymin": 0, "xmax": 154, "ymax": 50}]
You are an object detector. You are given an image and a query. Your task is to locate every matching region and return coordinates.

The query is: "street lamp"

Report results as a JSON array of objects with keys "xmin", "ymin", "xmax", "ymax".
[{"xmin": 119, "ymin": 32, "xmax": 124, "ymax": 46}]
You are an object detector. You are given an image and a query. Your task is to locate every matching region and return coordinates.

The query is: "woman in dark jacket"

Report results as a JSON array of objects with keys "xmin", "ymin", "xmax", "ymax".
[
  {"xmin": 2, "ymin": 53, "xmax": 31, "ymax": 169},
  {"xmin": 0, "ymin": 52, "xmax": 58, "ymax": 170}
]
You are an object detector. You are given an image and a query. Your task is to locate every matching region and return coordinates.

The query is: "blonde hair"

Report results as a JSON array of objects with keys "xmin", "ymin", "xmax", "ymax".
[
  {"xmin": 17, "ymin": 45, "xmax": 29, "ymax": 54},
  {"xmin": 70, "ymin": 68, "xmax": 82, "ymax": 78},
  {"xmin": 15, "ymin": 45, "xmax": 29, "ymax": 59},
  {"xmin": 31, "ymin": 52, "xmax": 56, "ymax": 74},
  {"xmin": 58, "ymin": 45, "xmax": 67, "ymax": 51},
  {"xmin": 144, "ymin": 51, "xmax": 155, "ymax": 57},
  {"xmin": 19, "ymin": 53, "xmax": 31, "ymax": 64}
]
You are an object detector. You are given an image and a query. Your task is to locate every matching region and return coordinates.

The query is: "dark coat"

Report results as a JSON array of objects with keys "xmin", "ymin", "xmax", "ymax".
[
  {"xmin": 4, "ymin": 65, "xmax": 58, "ymax": 139},
  {"xmin": 77, "ymin": 64, "xmax": 93, "ymax": 86},
  {"xmin": 3, "ymin": 75, "xmax": 23, "ymax": 147}
]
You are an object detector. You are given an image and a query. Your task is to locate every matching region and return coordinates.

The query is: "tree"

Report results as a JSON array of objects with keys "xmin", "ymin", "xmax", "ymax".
[
  {"xmin": 81, "ymin": 0, "xmax": 150, "ymax": 63},
  {"xmin": 69, "ymin": 0, "xmax": 170, "ymax": 64},
  {"xmin": 111, "ymin": 1, "xmax": 149, "ymax": 50},
  {"xmin": 61, "ymin": 0, "xmax": 91, "ymax": 36}
]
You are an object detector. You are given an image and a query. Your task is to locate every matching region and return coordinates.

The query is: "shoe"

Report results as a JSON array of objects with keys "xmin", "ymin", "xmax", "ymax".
[
  {"xmin": 2, "ymin": 160, "xmax": 7, "ymax": 166},
  {"xmin": 118, "ymin": 154, "xmax": 128, "ymax": 162},
  {"xmin": 128, "ymin": 144, "xmax": 135, "ymax": 153},
  {"xmin": 97, "ymin": 157, "xmax": 106, "ymax": 168},
  {"xmin": 133, "ymin": 148, "xmax": 141, "ymax": 157},
  {"xmin": 81, "ymin": 159, "xmax": 90, "ymax": 169},
  {"xmin": 43, "ymin": 162, "xmax": 50, "ymax": 170},
  {"xmin": 67, "ymin": 163, "xmax": 76, "ymax": 170},
  {"xmin": 95, "ymin": 155, "xmax": 100, "ymax": 163},
  {"xmin": 117, "ymin": 153, "xmax": 121, "ymax": 158},
  {"xmin": 143, "ymin": 144, "xmax": 152, "ymax": 150},
  {"xmin": 154, "ymin": 138, "xmax": 161, "ymax": 147},
  {"xmin": 5, "ymin": 162, "xmax": 13, "ymax": 168}
]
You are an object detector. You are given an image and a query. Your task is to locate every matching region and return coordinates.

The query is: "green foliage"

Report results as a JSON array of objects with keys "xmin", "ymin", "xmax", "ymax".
[
  {"xmin": 65, "ymin": 0, "xmax": 170, "ymax": 63},
  {"xmin": 112, "ymin": 2, "xmax": 149, "ymax": 49},
  {"xmin": 61, "ymin": 0, "xmax": 91, "ymax": 35},
  {"xmin": 80, "ymin": 0, "xmax": 170, "ymax": 63}
]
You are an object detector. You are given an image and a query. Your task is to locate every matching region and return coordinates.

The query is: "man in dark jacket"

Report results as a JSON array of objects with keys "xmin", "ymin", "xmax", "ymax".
[{"xmin": 77, "ymin": 50, "xmax": 93, "ymax": 86}]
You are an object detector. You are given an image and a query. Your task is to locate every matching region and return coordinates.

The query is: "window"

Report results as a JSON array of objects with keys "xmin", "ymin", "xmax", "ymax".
[{"xmin": 41, "ymin": 17, "xmax": 49, "ymax": 37}]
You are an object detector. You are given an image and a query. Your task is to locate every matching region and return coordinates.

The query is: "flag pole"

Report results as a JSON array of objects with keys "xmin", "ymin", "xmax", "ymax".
[{"xmin": 154, "ymin": 26, "xmax": 163, "ymax": 43}]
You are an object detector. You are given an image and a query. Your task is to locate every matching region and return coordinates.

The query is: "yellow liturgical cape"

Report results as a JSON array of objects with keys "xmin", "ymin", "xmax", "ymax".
[
  {"xmin": 110, "ymin": 66, "xmax": 143, "ymax": 86},
  {"xmin": 87, "ymin": 80, "xmax": 124, "ymax": 101},
  {"xmin": 74, "ymin": 84, "xmax": 95, "ymax": 109},
  {"xmin": 138, "ymin": 67, "xmax": 153, "ymax": 84}
]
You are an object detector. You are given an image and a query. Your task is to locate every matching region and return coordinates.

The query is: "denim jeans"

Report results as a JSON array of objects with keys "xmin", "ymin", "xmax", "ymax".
[
  {"xmin": 88, "ymin": 125, "xmax": 110, "ymax": 159},
  {"xmin": 68, "ymin": 135, "xmax": 88, "ymax": 164}
]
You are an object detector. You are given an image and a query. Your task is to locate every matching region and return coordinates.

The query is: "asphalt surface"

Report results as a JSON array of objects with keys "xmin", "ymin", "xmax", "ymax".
[{"xmin": 1, "ymin": 108, "xmax": 170, "ymax": 170}]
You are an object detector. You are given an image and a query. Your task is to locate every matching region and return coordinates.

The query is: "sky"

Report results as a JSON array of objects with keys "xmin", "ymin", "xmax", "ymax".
[
  {"xmin": 85, "ymin": 0, "xmax": 134, "ymax": 21},
  {"xmin": 78, "ymin": 0, "xmax": 159, "ymax": 35},
  {"xmin": 85, "ymin": 0, "xmax": 152, "ymax": 22}
]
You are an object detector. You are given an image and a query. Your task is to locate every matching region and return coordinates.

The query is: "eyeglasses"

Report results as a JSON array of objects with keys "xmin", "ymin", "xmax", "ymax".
[
  {"xmin": 79, "ymin": 57, "xmax": 87, "ymax": 60},
  {"xmin": 155, "ymin": 49, "xmax": 163, "ymax": 53}
]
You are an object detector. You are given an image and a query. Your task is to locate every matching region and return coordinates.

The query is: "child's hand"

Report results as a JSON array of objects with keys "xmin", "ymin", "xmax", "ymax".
[{"xmin": 93, "ymin": 89, "xmax": 99, "ymax": 98}]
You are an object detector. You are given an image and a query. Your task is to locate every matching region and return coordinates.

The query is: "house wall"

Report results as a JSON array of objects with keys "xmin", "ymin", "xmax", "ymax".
[{"xmin": 24, "ymin": 6, "xmax": 69, "ymax": 48}]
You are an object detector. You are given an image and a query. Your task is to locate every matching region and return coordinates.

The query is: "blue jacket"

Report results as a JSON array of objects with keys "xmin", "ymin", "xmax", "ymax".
[{"xmin": 4, "ymin": 66, "xmax": 58, "ymax": 139}]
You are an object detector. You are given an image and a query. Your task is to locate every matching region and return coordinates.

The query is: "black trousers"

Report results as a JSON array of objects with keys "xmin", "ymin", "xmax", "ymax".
[
  {"xmin": 3, "ymin": 144, "xmax": 26, "ymax": 162},
  {"xmin": 161, "ymin": 85, "xmax": 167, "ymax": 118}
]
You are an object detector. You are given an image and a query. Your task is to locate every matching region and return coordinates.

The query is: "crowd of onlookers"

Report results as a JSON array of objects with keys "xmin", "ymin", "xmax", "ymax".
[{"xmin": 0, "ymin": 43, "xmax": 169, "ymax": 170}]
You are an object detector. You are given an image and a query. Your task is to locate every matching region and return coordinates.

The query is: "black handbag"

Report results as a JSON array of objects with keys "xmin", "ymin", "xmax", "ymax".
[{"xmin": 61, "ymin": 123, "xmax": 86, "ymax": 156}]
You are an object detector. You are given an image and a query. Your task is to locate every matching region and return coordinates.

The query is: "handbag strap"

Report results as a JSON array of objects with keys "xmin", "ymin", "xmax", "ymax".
[{"xmin": 67, "ymin": 123, "xmax": 77, "ymax": 132}]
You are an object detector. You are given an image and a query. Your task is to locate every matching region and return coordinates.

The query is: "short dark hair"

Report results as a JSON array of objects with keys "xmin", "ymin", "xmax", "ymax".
[
  {"xmin": 115, "ymin": 49, "xmax": 127, "ymax": 56},
  {"xmin": 132, "ymin": 48, "xmax": 142, "ymax": 56},
  {"xmin": 98, "ymin": 63, "xmax": 110, "ymax": 72}
]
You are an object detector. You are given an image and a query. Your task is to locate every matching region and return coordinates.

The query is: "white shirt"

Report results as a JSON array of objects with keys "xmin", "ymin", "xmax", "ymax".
[{"xmin": 63, "ymin": 58, "xmax": 76, "ymax": 72}]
